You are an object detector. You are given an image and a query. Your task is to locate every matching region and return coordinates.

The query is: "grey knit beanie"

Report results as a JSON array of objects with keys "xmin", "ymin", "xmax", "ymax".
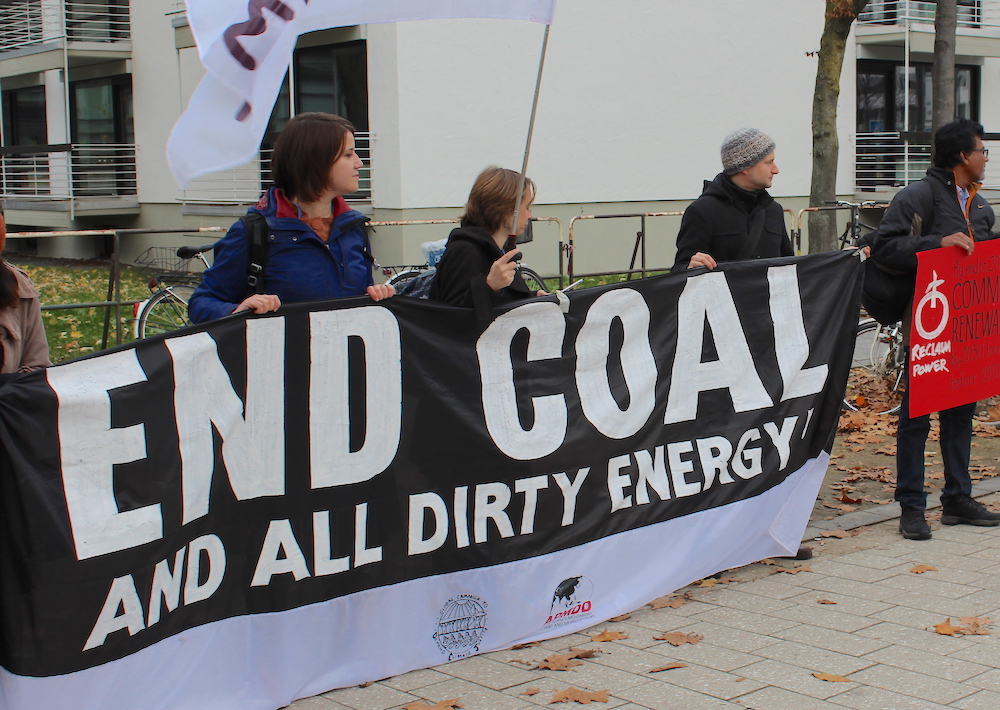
[{"xmin": 721, "ymin": 128, "xmax": 776, "ymax": 175}]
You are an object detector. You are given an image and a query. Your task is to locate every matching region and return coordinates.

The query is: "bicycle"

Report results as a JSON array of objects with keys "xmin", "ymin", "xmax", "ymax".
[
  {"xmin": 132, "ymin": 244, "xmax": 214, "ymax": 339},
  {"xmin": 843, "ymin": 318, "xmax": 905, "ymax": 415},
  {"xmin": 827, "ymin": 200, "xmax": 881, "ymax": 249}
]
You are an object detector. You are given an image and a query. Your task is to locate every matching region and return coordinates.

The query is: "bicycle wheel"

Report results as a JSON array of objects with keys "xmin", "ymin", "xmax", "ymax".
[
  {"xmin": 386, "ymin": 268, "xmax": 425, "ymax": 288},
  {"xmin": 843, "ymin": 320, "xmax": 904, "ymax": 415},
  {"xmin": 519, "ymin": 266, "xmax": 549, "ymax": 294},
  {"xmin": 138, "ymin": 285, "xmax": 196, "ymax": 339}
]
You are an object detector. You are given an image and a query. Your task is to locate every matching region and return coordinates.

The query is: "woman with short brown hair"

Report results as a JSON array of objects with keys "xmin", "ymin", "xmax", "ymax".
[{"xmin": 189, "ymin": 112, "xmax": 392, "ymax": 323}]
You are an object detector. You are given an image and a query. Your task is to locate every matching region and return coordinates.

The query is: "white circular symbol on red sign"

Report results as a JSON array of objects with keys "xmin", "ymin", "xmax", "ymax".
[{"xmin": 915, "ymin": 269, "xmax": 949, "ymax": 340}]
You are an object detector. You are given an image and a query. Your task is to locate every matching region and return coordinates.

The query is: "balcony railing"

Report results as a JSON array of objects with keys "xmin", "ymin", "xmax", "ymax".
[
  {"xmin": 856, "ymin": 132, "xmax": 1000, "ymax": 191},
  {"xmin": 0, "ymin": 143, "xmax": 136, "ymax": 199},
  {"xmin": 181, "ymin": 132, "xmax": 373, "ymax": 205},
  {"xmin": 858, "ymin": 1, "xmax": 1000, "ymax": 30},
  {"xmin": 0, "ymin": 0, "xmax": 130, "ymax": 53}
]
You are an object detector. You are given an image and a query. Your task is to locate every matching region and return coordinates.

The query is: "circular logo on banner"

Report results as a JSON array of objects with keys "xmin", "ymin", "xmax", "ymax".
[
  {"xmin": 915, "ymin": 270, "xmax": 949, "ymax": 340},
  {"xmin": 544, "ymin": 575, "xmax": 595, "ymax": 628},
  {"xmin": 433, "ymin": 595, "xmax": 489, "ymax": 660}
]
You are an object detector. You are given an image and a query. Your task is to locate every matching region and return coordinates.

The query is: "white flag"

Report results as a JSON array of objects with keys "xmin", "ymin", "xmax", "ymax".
[{"xmin": 168, "ymin": 0, "xmax": 557, "ymax": 189}]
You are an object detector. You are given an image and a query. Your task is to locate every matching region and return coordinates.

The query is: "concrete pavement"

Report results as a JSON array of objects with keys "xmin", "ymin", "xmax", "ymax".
[{"xmin": 286, "ymin": 488, "xmax": 1000, "ymax": 710}]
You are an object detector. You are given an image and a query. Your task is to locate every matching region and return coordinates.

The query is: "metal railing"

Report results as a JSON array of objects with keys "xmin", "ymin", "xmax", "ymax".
[
  {"xmin": 0, "ymin": 0, "xmax": 130, "ymax": 53},
  {"xmin": 181, "ymin": 132, "xmax": 373, "ymax": 205},
  {"xmin": 0, "ymin": 143, "xmax": 136, "ymax": 199},
  {"xmin": 856, "ymin": 133, "xmax": 1000, "ymax": 190},
  {"xmin": 858, "ymin": 1, "xmax": 1000, "ymax": 29}
]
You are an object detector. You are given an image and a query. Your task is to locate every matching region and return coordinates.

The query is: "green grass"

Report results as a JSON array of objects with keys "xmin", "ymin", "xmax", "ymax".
[
  {"xmin": 13, "ymin": 261, "xmax": 151, "ymax": 364},
  {"xmin": 542, "ymin": 270, "xmax": 669, "ymax": 292},
  {"xmin": 12, "ymin": 261, "xmax": 669, "ymax": 364}
]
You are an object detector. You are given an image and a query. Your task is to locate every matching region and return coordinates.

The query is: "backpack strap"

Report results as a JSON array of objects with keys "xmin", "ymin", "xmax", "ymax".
[{"xmin": 242, "ymin": 212, "xmax": 269, "ymax": 298}]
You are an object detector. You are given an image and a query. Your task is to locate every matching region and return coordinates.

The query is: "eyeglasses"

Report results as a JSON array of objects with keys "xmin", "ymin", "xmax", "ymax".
[{"xmin": 971, "ymin": 148, "xmax": 990, "ymax": 157}]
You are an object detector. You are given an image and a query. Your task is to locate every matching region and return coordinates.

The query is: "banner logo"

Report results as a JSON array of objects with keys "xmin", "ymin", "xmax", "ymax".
[
  {"xmin": 433, "ymin": 595, "xmax": 489, "ymax": 660},
  {"xmin": 545, "ymin": 575, "xmax": 594, "ymax": 628},
  {"xmin": 915, "ymin": 270, "xmax": 949, "ymax": 340}
]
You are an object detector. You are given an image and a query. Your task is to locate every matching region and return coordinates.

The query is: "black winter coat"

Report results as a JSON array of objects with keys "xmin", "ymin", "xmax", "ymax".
[
  {"xmin": 672, "ymin": 172, "xmax": 793, "ymax": 272},
  {"xmin": 429, "ymin": 226, "xmax": 536, "ymax": 308},
  {"xmin": 867, "ymin": 167, "xmax": 995, "ymax": 273}
]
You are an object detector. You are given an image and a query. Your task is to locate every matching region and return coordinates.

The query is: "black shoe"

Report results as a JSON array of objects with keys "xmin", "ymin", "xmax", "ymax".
[
  {"xmin": 941, "ymin": 494, "xmax": 1000, "ymax": 526},
  {"xmin": 793, "ymin": 545, "xmax": 813, "ymax": 560},
  {"xmin": 900, "ymin": 508, "xmax": 931, "ymax": 540}
]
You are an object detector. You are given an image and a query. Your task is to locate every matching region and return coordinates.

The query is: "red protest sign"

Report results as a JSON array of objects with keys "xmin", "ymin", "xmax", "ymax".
[{"xmin": 909, "ymin": 239, "xmax": 1000, "ymax": 418}]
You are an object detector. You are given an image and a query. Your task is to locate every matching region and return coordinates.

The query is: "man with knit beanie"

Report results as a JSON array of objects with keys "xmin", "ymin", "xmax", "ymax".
[
  {"xmin": 672, "ymin": 129, "xmax": 808, "ymax": 560},
  {"xmin": 672, "ymin": 127, "xmax": 793, "ymax": 272}
]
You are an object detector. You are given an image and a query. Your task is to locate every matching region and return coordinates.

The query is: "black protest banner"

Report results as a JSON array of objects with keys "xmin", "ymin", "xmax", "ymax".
[{"xmin": 0, "ymin": 251, "xmax": 862, "ymax": 710}]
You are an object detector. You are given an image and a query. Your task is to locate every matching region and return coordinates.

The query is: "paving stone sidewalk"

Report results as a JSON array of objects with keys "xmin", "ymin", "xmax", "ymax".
[{"xmin": 288, "ymin": 492, "xmax": 1000, "ymax": 710}]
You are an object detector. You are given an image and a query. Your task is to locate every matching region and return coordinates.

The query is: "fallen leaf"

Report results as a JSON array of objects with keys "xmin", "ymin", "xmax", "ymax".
[
  {"xmin": 817, "ymin": 599, "xmax": 837, "ymax": 605},
  {"xmin": 777, "ymin": 566, "xmax": 812, "ymax": 575},
  {"xmin": 812, "ymin": 672, "xmax": 850, "ymax": 682},
  {"xmin": 359, "ymin": 681, "xmax": 375, "ymax": 688},
  {"xmin": 820, "ymin": 530, "xmax": 856, "ymax": 539},
  {"xmin": 649, "ymin": 663, "xmax": 687, "ymax": 672},
  {"xmin": 649, "ymin": 593, "xmax": 690, "ymax": 609},
  {"xmin": 699, "ymin": 578, "xmax": 719, "ymax": 588},
  {"xmin": 533, "ymin": 649, "xmax": 598, "ymax": 671},
  {"xmin": 402, "ymin": 699, "xmax": 463, "ymax": 710},
  {"xmin": 606, "ymin": 614, "xmax": 631, "ymax": 622},
  {"xmin": 759, "ymin": 558, "xmax": 777, "ymax": 565},
  {"xmin": 520, "ymin": 688, "xmax": 541, "ymax": 696},
  {"xmin": 653, "ymin": 631, "xmax": 703, "ymax": 646},
  {"xmin": 511, "ymin": 641, "xmax": 540, "ymax": 650},
  {"xmin": 911, "ymin": 564, "xmax": 937, "ymax": 574},
  {"xmin": 548, "ymin": 688, "xmax": 609, "ymax": 704},
  {"xmin": 590, "ymin": 629, "xmax": 628, "ymax": 642},
  {"xmin": 957, "ymin": 616, "xmax": 994, "ymax": 635},
  {"xmin": 838, "ymin": 490, "xmax": 862, "ymax": 503},
  {"xmin": 934, "ymin": 618, "xmax": 960, "ymax": 636}
]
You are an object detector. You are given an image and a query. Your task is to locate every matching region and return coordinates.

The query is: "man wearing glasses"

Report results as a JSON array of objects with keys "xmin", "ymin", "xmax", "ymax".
[{"xmin": 866, "ymin": 118, "xmax": 999, "ymax": 540}]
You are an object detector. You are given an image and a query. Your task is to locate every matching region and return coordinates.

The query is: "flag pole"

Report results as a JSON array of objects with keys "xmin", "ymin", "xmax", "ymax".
[{"xmin": 507, "ymin": 23, "xmax": 551, "ymax": 248}]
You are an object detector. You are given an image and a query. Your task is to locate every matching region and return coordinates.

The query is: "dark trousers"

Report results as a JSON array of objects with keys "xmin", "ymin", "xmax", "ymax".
[{"xmin": 895, "ymin": 381, "xmax": 975, "ymax": 511}]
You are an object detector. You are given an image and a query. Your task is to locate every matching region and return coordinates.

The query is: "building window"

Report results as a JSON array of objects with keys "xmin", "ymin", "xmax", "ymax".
[
  {"xmin": 2, "ymin": 86, "xmax": 47, "ymax": 147},
  {"xmin": 857, "ymin": 59, "xmax": 979, "ymax": 133},
  {"xmin": 70, "ymin": 74, "xmax": 134, "ymax": 144}
]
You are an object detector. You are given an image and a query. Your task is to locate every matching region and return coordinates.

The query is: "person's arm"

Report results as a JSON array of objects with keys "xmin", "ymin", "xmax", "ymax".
[
  {"xmin": 188, "ymin": 220, "xmax": 280, "ymax": 323},
  {"xmin": 431, "ymin": 241, "xmax": 488, "ymax": 307},
  {"xmin": 673, "ymin": 205, "xmax": 716, "ymax": 271},
  {"xmin": 15, "ymin": 294, "xmax": 51, "ymax": 371},
  {"xmin": 869, "ymin": 185, "xmax": 955, "ymax": 271}
]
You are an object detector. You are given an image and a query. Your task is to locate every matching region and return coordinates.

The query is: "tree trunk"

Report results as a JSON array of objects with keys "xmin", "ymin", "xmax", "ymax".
[
  {"xmin": 932, "ymin": 0, "xmax": 957, "ymax": 136},
  {"xmin": 809, "ymin": 0, "xmax": 870, "ymax": 253}
]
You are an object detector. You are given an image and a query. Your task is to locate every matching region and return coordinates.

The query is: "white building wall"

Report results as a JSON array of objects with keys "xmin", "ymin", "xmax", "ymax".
[
  {"xmin": 369, "ymin": 0, "xmax": 858, "ymax": 211},
  {"xmin": 130, "ymin": 1, "xmax": 187, "ymax": 206}
]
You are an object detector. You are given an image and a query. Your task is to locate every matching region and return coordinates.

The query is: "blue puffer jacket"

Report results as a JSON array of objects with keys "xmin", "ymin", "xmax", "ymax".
[{"xmin": 189, "ymin": 187, "xmax": 374, "ymax": 323}]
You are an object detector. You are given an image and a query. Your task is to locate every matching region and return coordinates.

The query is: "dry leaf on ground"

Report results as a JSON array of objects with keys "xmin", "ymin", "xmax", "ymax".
[
  {"xmin": 934, "ymin": 618, "xmax": 962, "ymax": 636},
  {"xmin": 911, "ymin": 564, "xmax": 937, "ymax": 574},
  {"xmin": 549, "ymin": 688, "xmax": 609, "ymax": 704},
  {"xmin": 957, "ymin": 617, "xmax": 994, "ymax": 635},
  {"xmin": 520, "ymin": 688, "xmax": 540, "ymax": 696},
  {"xmin": 817, "ymin": 599, "xmax": 837, "ymax": 605},
  {"xmin": 402, "ymin": 699, "xmax": 463, "ymax": 710},
  {"xmin": 511, "ymin": 641, "xmax": 540, "ymax": 650},
  {"xmin": 777, "ymin": 566, "xmax": 812, "ymax": 575},
  {"xmin": 534, "ymin": 649, "xmax": 599, "ymax": 671},
  {"xmin": 606, "ymin": 614, "xmax": 631, "ymax": 622},
  {"xmin": 590, "ymin": 629, "xmax": 628, "ymax": 642},
  {"xmin": 653, "ymin": 631, "xmax": 703, "ymax": 646},
  {"xmin": 812, "ymin": 672, "xmax": 850, "ymax": 682},
  {"xmin": 820, "ymin": 530, "xmax": 856, "ymax": 538},
  {"xmin": 649, "ymin": 663, "xmax": 687, "ymax": 672},
  {"xmin": 648, "ymin": 593, "xmax": 691, "ymax": 609}
]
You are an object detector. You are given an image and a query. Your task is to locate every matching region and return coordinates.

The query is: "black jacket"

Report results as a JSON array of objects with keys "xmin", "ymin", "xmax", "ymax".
[
  {"xmin": 672, "ymin": 172, "xmax": 793, "ymax": 271},
  {"xmin": 429, "ymin": 226, "xmax": 535, "ymax": 308},
  {"xmin": 867, "ymin": 166, "xmax": 995, "ymax": 273}
]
